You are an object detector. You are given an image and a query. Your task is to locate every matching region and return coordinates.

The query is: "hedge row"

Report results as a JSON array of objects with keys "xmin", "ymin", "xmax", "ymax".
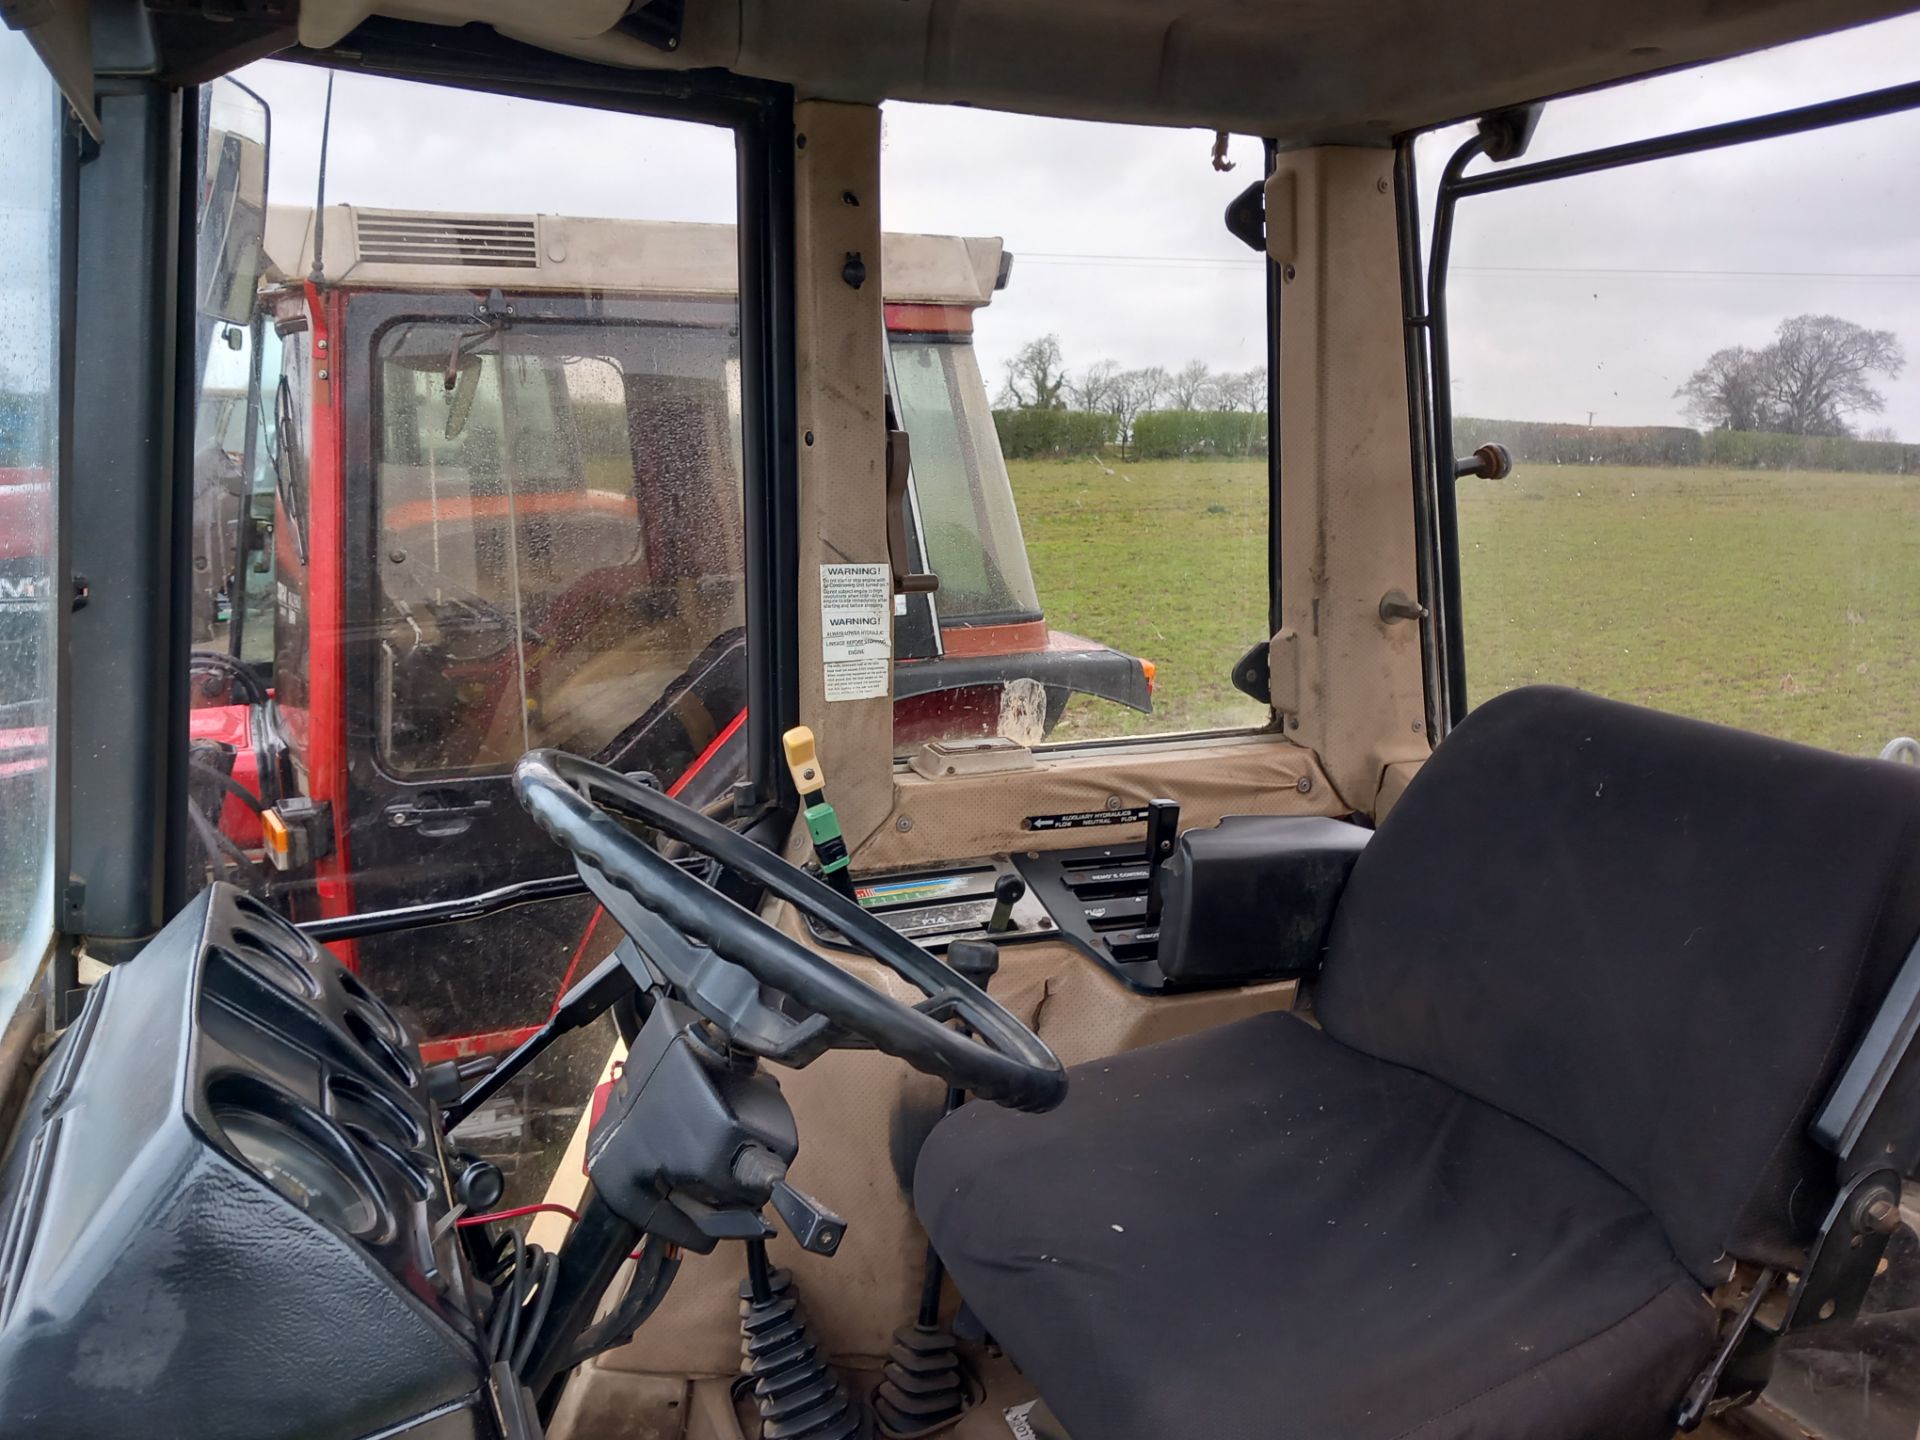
[
  {"xmin": 989, "ymin": 406, "xmax": 1920, "ymax": 472},
  {"xmin": 1131, "ymin": 409, "xmax": 1266, "ymax": 459},
  {"xmin": 1698, "ymin": 428, "xmax": 1920, "ymax": 474},
  {"xmin": 992, "ymin": 406, "xmax": 1263, "ymax": 460},
  {"xmin": 991, "ymin": 408, "xmax": 1117, "ymax": 459},
  {"xmin": 1454, "ymin": 415, "xmax": 1920, "ymax": 475},
  {"xmin": 1452, "ymin": 417, "xmax": 1705, "ymax": 468}
]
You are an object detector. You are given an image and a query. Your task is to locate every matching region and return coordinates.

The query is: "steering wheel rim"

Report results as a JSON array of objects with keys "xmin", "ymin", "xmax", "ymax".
[{"xmin": 514, "ymin": 749, "xmax": 1067, "ymax": 1112}]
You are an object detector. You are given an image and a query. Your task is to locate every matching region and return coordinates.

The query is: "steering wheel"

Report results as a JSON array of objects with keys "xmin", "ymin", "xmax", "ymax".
[{"xmin": 513, "ymin": 749, "xmax": 1068, "ymax": 1113}]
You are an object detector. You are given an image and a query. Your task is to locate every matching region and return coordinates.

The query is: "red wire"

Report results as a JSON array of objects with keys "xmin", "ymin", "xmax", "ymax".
[
  {"xmin": 548, "ymin": 905, "xmax": 605, "ymax": 1019},
  {"xmin": 454, "ymin": 1201, "xmax": 656, "ymax": 1262},
  {"xmin": 455, "ymin": 1202, "xmax": 580, "ymax": 1229},
  {"xmin": 543, "ymin": 707, "xmax": 750, "ymax": 1019}
]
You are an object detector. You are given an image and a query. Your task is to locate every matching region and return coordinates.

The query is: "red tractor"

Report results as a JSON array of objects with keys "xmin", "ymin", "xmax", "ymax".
[{"xmin": 185, "ymin": 201, "xmax": 1152, "ymax": 1066}]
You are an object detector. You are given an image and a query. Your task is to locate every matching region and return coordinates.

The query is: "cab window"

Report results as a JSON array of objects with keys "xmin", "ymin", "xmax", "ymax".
[
  {"xmin": 371, "ymin": 312, "xmax": 744, "ymax": 775},
  {"xmin": 882, "ymin": 105, "xmax": 1274, "ymax": 748},
  {"xmin": 1434, "ymin": 36, "xmax": 1920, "ymax": 760},
  {"xmin": 0, "ymin": 33, "xmax": 63, "ymax": 1008},
  {"xmin": 891, "ymin": 332, "xmax": 1041, "ymax": 624}
]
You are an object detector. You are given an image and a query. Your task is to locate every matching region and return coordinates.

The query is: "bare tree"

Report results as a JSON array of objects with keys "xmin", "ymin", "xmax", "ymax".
[
  {"xmin": 1166, "ymin": 359, "xmax": 1214, "ymax": 411},
  {"xmin": 1067, "ymin": 359, "xmax": 1120, "ymax": 412},
  {"xmin": 1001, "ymin": 335, "xmax": 1070, "ymax": 410},
  {"xmin": 1678, "ymin": 317, "xmax": 1904, "ymax": 437},
  {"xmin": 1214, "ymin": 367, "xmax": 1268, "ymax": 414},
  {"xmin": 1110, "ymin": 367, "xmax": 1168, "ymax": 456},
  {"xmin": 1676, "ymin": 346, "xmax": 1767, "ymax": 432},
  {"xmin": 1759, "ymin": 314, "xmax": 1904, "ymax": 436},
  {"xmin": 1862, "ymin": 425, "xmax": 1901, "ymax": 444}
]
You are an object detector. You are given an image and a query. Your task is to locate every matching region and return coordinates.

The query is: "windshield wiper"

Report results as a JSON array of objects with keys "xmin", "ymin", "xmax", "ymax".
[{"xmin": 270, "ymin": 375, "xmax": 307, "ymax": 566}]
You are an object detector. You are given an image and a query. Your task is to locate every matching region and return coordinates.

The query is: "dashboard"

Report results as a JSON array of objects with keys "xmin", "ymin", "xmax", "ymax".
[
  {"xmin": 0, "ymin": 887, "xmax": 495, "ymax": 1440},
  {"xmin": 815, "ymin": 805, "xmax": 1369, "ymax": 995}
]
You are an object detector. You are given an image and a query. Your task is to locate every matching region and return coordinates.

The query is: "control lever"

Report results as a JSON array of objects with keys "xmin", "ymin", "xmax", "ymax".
[
  {"xmin": 1143, "ymin": 797, "xmax": 1180, "ymax": 926},
  {"xmin": 948, "ymin": 937, "xmax": 1000, "ymax": 988},
  {"xmin": 733, "ymin": 1157, "xmax": 860, "ymax": 1436},
  {"xmin": 733, "ymin": 1145, "xmax": 848, "ymax": 1257},
  {"xmin": 770, "ymin": 1179, "xmax": 847, "ymax": 1257},
  {"xmin": 876, "ymin": 940, "xmax": 998, "ymax": 1436},
  {"xmin": 782, "ymin": 726, "xmax": 861, "ymax": 903},
  {"xmin": 986, "ymin": 875, "xmax": 1025, "ymax": 936}
]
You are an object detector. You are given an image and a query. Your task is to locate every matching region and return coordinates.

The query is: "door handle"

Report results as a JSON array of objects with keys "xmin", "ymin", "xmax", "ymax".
[
  {"xmin": 884, "ymin": 395, "xmax": 939, "ymax": 597},
  {"xmin": 384, "ymin": 797, "xmax": 493, "ymax": 837}
]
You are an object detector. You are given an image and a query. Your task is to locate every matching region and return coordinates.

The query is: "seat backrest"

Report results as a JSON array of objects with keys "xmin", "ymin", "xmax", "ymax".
[{"xmin": 1318, "ymin": 686, "xmax": 1920, "ymax": 1282}]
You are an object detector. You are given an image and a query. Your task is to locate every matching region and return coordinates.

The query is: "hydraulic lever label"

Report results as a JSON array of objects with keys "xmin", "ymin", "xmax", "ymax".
[{"xmin": 1024, "ymin": 806, "xmax": 1150, "ymax": 831}]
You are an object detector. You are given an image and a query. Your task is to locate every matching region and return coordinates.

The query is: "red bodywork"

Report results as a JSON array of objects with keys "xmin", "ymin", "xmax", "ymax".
[
  {"xmin": 189, "ymin": 703, "xmax": 265, "ymax": 846},
  {"xmin": 0, "ymin": 470, "xmax": 50, "ymax": 561},
  {"xmin": 298, "ymin": 282, "xmax": 358, "ymax": 943},
  {"xmin": 1, "ymin": 472, "xmax": 54, "ymax": 789}
]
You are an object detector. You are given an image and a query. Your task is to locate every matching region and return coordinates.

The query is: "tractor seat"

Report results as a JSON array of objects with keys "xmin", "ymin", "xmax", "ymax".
[{"xmin": 915, "ymin": 686, "xmax": 1920, "ymax": 1440}]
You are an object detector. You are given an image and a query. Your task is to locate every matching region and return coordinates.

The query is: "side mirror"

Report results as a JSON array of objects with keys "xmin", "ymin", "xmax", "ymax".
[{"xmin": 195, "ymin": 77, "xmax": 270, "ymax": 325}]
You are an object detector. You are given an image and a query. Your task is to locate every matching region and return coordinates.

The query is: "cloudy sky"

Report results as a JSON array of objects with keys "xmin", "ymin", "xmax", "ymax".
[
  {"xmin": 233, "ymin": 7, "xmax": 1920, "ymax": 438},
  {"xmin": 0, "ymin": 35, "xmax": 60, "ymax": 405},
  {"xmin": 1420, "ymin": 12, "xmax": 1920, "ymax": 440}
]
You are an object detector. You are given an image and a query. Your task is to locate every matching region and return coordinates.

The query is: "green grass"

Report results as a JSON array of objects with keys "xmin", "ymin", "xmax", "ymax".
[
  {"xmin": 1458, "ymin": 464, "xmax": 1920, "ymax": 757},
  {"xmin": 1008, "ymin": 457, "xmax": 1271, "ymax": 740},
  {"xmin": 1010, "ymin": 457, "xmax": 1920, "ymax": 757}
]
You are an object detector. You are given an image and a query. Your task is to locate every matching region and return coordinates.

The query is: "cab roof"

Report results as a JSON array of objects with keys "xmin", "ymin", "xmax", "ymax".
[{"xmin": 282, "ymin": 0, "xmax": 1920, "ymax": 141}]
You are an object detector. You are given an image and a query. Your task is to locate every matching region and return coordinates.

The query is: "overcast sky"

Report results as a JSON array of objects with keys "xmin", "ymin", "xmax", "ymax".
[
  {"xmin": 233, "ymin": 8, "xmax": 1920, "ymax": 438},
  {"xmin": 0, "ymin": 34, "xmax": 60, "ymax": 405},
  {"xmin": 1420, "ymin": 12, "xmax": 1920, "ymax": 440}
]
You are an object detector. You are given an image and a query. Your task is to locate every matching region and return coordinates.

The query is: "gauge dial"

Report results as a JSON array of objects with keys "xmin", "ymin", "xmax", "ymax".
[{"xmin": 214, "ymin": 1104, "xmax": 381, "ymax": 1237}]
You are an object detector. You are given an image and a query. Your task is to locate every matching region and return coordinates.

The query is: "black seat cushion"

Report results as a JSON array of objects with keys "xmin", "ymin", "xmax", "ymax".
[
  {"xmin": 1318, "ymin": 687, "xmax": 1920, "ymax": 1280},
  {"xmin": 916, "ymin": 1011, "xmax": 1717, "ymax": 1440}
]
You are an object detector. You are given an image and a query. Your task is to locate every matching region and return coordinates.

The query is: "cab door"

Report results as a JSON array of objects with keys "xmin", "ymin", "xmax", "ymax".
[{"xmin": 334, "ymin": 288, "xmax": 752, "ymax": 1045}]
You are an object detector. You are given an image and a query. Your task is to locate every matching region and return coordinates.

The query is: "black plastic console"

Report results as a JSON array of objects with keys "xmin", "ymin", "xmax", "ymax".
[
  {"xmin": 1013, "ymin": 815, "xmax": 1372, "ymax": 992},
  {"xmin": 1156, "ymin": 815, "xmax": 1371, "ymax": 984},
  {"xmin": 0, "ymin": 884, "xmax": 493, "ymax": 1440}
]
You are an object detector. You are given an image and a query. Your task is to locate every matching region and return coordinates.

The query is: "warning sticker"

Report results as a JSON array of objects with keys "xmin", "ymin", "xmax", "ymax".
[
  {"xmin": 1003, "ymin": 1399, "xmax": 1070, "ymax": 1439},
  {"xmin": 820, "ymin": 564, "xmax": 891, "ymax": 701},
  {"xmin": 1024, "ymin": 807, "xmax": 1150, "ymax": 832}
]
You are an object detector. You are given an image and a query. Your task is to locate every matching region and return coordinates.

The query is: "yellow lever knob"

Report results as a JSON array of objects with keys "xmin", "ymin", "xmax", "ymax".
[{"xmin": 783, "ymin": 726, "xmax": 825, "ymax": 795}]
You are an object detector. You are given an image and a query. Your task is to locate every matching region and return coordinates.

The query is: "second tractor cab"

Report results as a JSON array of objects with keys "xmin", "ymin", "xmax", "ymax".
[{"xmin": 188, "ymin": 201, "xmax": 1151, "ymax": 1059}]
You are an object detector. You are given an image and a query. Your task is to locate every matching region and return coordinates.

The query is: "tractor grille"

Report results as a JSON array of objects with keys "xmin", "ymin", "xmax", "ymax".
[{"xmin": 353, "ymin": 212, "xmax": 540, "ymax": 268}]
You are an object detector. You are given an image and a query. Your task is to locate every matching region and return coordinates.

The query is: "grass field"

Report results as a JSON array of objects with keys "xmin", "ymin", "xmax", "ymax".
[
  {"xmin": 1008, "ymin": 457, "xmax": 1271, "ymax": 740},
  {"xmin": 1009, "ymin": 457, "xmax": 1920, "ymax": 757}
]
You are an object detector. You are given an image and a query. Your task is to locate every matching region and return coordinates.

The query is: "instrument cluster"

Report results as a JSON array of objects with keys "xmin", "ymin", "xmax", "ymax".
[{"xmin": 0, "ymin": 885, "xmax": 497, "ymax": 1440}]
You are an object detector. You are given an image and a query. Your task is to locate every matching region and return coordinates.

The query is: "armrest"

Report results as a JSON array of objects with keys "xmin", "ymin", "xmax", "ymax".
[
  {"xmin": 1813, "ymin": 928, "xmax": 1920, "ymax": 1174},
  {"xmin": 1157, "ymin": 815, "xmax": 1371, "ymax": 986}
]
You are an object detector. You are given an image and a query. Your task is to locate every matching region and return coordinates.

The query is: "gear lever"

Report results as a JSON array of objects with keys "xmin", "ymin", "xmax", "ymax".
[
  {"xmin": 1143, "ymin": 797, "xmax": 1180, "ymax": 926},
  {"xmin": 874, "ymin": 939, "xmax": 1000, "ymax": 1436},
  {"xmin": 986, "ymin": 873, "xmax": 1025, "ymax": 935}
]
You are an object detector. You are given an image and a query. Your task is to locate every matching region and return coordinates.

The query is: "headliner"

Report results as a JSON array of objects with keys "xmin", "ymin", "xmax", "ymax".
[
  {"xmin": 351, "ymin": 0, "xmax": 1920, "ymax": 142},
  {"xmin": 23, "ymin": 1, "xmax": 1920, "ymax": 144}
]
